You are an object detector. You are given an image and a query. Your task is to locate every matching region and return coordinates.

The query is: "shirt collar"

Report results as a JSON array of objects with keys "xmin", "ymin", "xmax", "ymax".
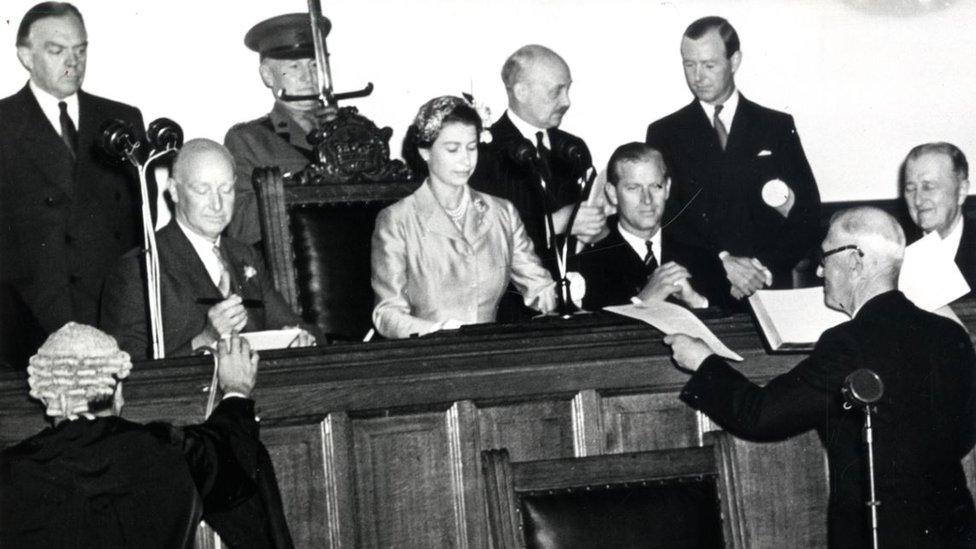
[
  {"xmin": 935, "ymin": 214, "xmax": 965, "ymax": 256},
  {"xmin": 29, "ymin": 80, "xmax": 79, "ymax": 135},
  {"xmin": 617, "ymin": 220, "xmax": 661, "ymax": 262},
  {"xmin": 699, "ymin": 88, "xmax": 739, "ymax": 133},
  {"xmin": 270, "ymin": 101, "xmax": 314, "ymax": 149},
  {"xmin": 507, "ymin": 109, "xmax": 550, "ymax": 149},
  {"xmin": 176, "ymin": 217, "xmax": 221, "ymax": 253}
]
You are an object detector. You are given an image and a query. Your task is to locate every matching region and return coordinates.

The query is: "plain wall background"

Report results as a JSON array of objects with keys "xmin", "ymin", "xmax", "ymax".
[{"xmin": 1, "ymin": 0, "xmax": 973, "ymax": 202}]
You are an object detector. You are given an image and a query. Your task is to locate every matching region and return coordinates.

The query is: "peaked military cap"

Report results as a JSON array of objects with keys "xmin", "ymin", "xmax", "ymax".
[{"xmin": 244, "ymin": 13, "xmax": 331, "ymax": 60}]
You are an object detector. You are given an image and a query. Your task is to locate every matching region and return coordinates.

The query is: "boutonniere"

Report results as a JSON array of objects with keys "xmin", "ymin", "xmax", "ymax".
[{"xmin": 243, "ymin": 265, "xmax": 257, "ymax": 282}]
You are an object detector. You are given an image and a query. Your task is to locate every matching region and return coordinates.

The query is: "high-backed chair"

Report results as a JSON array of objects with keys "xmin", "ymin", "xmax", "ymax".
[
  {"xmin": 254, "ymin": 167, "xmax": 418, "ymax": 341},
  {"xmin": 482, "ymin": 432, "xmax": 746, "ymax": 549}
]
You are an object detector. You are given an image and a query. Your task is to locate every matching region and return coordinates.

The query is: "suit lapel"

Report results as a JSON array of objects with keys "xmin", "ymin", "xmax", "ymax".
[
  {"xmin": 724, "ymin": 95, "xmax": 758, "ymax": 160},
  {"xmin": 14, "ymin": 85, "xmax": 75, "ymax": 198},
  {"xmin": 158, "ymin": 222, "xmax": 223, "ymax": 301}
]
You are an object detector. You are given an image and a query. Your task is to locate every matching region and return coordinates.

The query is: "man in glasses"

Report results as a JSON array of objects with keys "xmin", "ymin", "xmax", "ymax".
[{"xmin": 665, "ymin": 207, "xmax": 976, "ymax": 548}]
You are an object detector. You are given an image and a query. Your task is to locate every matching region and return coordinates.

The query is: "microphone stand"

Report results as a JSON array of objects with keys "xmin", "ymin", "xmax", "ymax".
[
  {"xmin": 842, "ymin": 368, "xmax": 884, "ymax": 549},
  {"xmin": 529, "ymin": 154, "xmax": 581, "ymax": 318}
]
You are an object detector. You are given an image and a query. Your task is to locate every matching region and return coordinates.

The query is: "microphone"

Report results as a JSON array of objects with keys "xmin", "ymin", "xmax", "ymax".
[
  {"xmin": 554, "ymin": 136, "xmax": 592, "ymax": 173},
  {"xmin": 146, "ymin": 118, "xmax": 183, "ymax": 152},
  {"xmin": 842, "ymin": 368, "xmax": 884, "ymax": 407},
  {"xmin": 97, "ymin": 119, "xmax": 140, "ymax": 163},
  {"xmin": 507, "ymin": 137, "xmax": 536, "ymax": 167}
]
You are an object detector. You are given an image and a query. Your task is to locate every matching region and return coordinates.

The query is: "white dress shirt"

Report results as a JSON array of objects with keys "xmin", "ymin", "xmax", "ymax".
[
  {"xmin": 176, "ymin": 219, "xmax": 223, "ymax": 287},
  {"xmin": 30, "ymin": 80, "xmax": 79, "ymax": 136},
  {"xmin": 699, "ymin": 89, "xmax": 739, "ymax": 134},
  {"xmin": 507, "ymin": 109, "xmax": 551, "ymax": 149},
  {"xmin": 617, "ymin": 222, "xmax": 661, "ymax": 264},
  {"xmin": 932, "ymin": 215, "xmax": 964, "ymax": 258}
]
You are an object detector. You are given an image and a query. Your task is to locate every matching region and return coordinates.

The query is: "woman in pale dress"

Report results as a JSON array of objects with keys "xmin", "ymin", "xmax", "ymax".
[{"xmin": 371, "ymin": 96, "xmax": 556, "ymax": 338}]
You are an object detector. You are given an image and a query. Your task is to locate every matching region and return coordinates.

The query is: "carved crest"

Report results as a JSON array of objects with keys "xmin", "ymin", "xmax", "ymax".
[{"xmin": 288, "ymin": 106, "xmax": 412, "ymax": 185}]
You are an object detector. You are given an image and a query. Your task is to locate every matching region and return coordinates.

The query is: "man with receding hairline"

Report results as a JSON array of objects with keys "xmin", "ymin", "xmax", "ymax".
[
  {"xmin": 901, "ymin": 142, "xmax": 976, "ymax": 293},
  {"xmin": 665, "ymin": 207, "xmax": 976, "ymax": 548},
  {"xmin": 0, "ymin": 2, "xmax": 147, "ymax": 368},
  {"xmin": 471, "ymin": 44, "xmax": 606, "ymax": 319},
  {"xmin": 647, "ymin": 15, "xmax": 821, "ymax": 304},
  {"xmin": 102, "ymin": 138, "xmax": 316, "ymax": 359}
]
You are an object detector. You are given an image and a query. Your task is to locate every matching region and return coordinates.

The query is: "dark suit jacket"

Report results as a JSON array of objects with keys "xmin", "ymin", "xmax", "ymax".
[
  {"xmin": 0, "ymin": 83, "xmax": 145, "ymax": 368},
  {"xmin": 0, "ymin": 397, "xmax": 293, "ymax": 548},
  {"xmin": 570, "ymin": 216, "xmax": 729, "ymax": 310},
  {"xmin": 470, "ymin": 112, "xmax": 589, "ymax": 273},
  {"xmin": 101, "ymin": 221, "xmax": 304, "ymax": 359},
  {"xmin": 905, "ymin": 215, "xmax": 976, "ymax": 295},
  {"xmin": 646, "ymin": 95, "xmax": 822, "ymax": 287},
  {"xmin": 681, "ymin": 291, "xmax": 976, "ymax": 549}
]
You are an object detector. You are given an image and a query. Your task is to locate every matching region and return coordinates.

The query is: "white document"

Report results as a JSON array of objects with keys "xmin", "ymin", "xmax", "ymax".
[
  {"xmin": 605, "ymin": 301, "xmax": 743, "ymax": 361},
  {"xmin": 238, "ymin": 328, "xmax": 302, "ymax": 351},
  {"xmin": 898, "ymin": 231, "xmax": 970, "ymax": 311}
]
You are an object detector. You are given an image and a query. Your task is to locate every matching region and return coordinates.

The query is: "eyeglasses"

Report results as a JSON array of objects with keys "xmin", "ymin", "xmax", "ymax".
[{"xmin": 817, "ymin": 244, "xmax": 864, "ymax": 268}]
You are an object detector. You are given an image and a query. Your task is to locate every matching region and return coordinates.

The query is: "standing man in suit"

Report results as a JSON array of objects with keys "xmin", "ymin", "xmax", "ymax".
[
  {"xmin": 470, "ymin": 44, "xmax": 607, "ymax": 274},
  {"xmin": 666, "ymin": 207, "xmax": 976, "ymax": 549},
  {"xmin": 0, "ymin": 2, "xmax": 146, "ymax": 369},
  {"xmin": 224, "ymin": 13, "xmax": 337, "ymax": 248},
  {"xmin": 646, "ymin": 16, "xmax": 821, "ymax": 301},
  {"xmin": 571, "ymin": 142, "xmax": 721, "ymax": 310},
  {"xmin": 102, "ymin": 139, "xmax": 316, "ymax": 359},
  {"xmin": 901, "ymin": 142, "xmax": 976, "ymax": 293}
]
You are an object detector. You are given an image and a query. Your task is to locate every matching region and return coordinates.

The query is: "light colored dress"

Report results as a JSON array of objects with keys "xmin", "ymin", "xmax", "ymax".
[{"xmin": 371, "ymin": 182, "xmax": 556, "ymax": 338}]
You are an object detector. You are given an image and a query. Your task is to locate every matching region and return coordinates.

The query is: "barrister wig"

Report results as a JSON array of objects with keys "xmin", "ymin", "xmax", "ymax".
[{"xmin": 27, "ymin": 322, "xmax": 132, "ymax": 419}]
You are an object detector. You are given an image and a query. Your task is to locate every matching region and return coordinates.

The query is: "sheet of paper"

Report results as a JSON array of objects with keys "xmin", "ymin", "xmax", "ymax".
[
  {"xmin": 899, "ymin": 231, "xmax": 970, "ymax": 310},
  {"xmin": 605, "ymin": 301, "xmax": 743, "ymax": 361},
  {"xmin": 749, "ymin": 287, "xmax": 848, "ymax": 348},
  {"xmin": 237, "ymin": 328, "xmax": 302, "ymax": 351}
]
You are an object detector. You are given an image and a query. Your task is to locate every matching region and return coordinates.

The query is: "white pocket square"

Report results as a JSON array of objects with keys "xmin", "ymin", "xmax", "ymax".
[{"xmin": 757, "ymin": 149, "xmax": 773, "ymax": 157}]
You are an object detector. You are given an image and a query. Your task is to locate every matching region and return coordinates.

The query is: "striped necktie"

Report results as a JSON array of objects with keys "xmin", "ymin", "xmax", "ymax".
[{"xmin": 644, "ymin": 241, "xmax": 659, "ymax": 271}]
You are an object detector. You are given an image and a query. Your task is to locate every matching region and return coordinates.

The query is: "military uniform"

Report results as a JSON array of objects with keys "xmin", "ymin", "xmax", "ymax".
[{"xmin": 224, "ymin": 102, "xmax": 316, "ymax": 245}]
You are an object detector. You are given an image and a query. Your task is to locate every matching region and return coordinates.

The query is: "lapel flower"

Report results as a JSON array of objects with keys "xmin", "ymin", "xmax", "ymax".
[{"xmin": 243, "ymin": 265, "xmax": 258, "ymax": 282}]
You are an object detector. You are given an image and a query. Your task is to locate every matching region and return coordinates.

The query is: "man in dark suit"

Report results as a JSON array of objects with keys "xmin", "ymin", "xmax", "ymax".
[
  {"xmin": 1, "ymin": 324, "xmax": 293, "ymax": 547},
  {"xmin": 470, "ymin": 44, "xmax": 607, "ymax": 275},
  {"xmin": 224, "ymin": 13, "xmax": 336, "ymax": 247},
  {"xmin": 666, "ymin": 207, "xmax": 976, "ymax": 549},
  {"xmin": 102, "ymin": 139, "xmax": 316, "ymax": 359},
  {"xmin": 0, "ymin": 2, "xmax": 146, "ymax": 369},
  {"xmin": 646, "ymin": 16, "xmax": 821, "ymax": 302},
  {"xmin": 901, "ymin": 142, "xmax": 976, "ymax": 293},
  {"xmin": 571, "ymin": 142, "xmax": 725, "ymax": 310}
]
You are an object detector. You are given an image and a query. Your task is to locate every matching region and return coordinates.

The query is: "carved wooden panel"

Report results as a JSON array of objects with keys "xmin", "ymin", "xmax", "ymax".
[
  {"xmin": 351, "ymin": 411, "xmax": 459, "ymax": 548},
  {"xmin": 478, "ymin": 400, "xmax": 575, "ymax": 462},
  {"xmin": 723, "ymin": 430, "xmax": 829, "ymax": 548},
  {"xmin": 602, "ymin": 392, "xmax": 701, "ymax": 453},
  {"xmin": 262, "ymin": 423, "xmax": 330, "ymax": 548}
]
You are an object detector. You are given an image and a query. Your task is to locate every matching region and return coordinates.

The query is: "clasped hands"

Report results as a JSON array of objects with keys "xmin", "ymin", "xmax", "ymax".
[
  {"xmin": 720, "ymin": 252, "xmax": 773, "ymax": 299},
  {"xmin": 636, "ymin": 262, "xmax": 708, "ymax": 308}
]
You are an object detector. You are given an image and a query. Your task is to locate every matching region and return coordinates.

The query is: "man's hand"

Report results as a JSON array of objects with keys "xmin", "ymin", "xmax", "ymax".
[
  {"xmin": 662, "ymin": 333, "xmax": 713, "ymax": 372},
  {"xmin": 552, "ymin": 203, "xmax": 607, "ymax": 244},
  {"xmin": 637, "ymin": 262, "xmax": 692, "ymax": 302},
  {"xmin": 205, "ymin": 295, "xmax": 248, "ymax": 342},
  {"xmin": 287, "ymin": 327, "xmax": 317, "ymax": 348},
  {"xmin": 315, "ymin": 104, "xmax": 339, "ymax": 125},
  {"xmin": 721, "ymin": 254, "xmax": 771, "ymax": 299},
  {"xmin": 217, "ymin": 334, "xmax": 258, "ymax": 397}
]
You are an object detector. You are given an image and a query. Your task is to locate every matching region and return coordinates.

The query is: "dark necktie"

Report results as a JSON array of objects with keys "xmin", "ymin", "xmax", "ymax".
[
  {"xmin": 58, "ymin": 101, "xmax": 78, "ymax": 158},
  {"xmin": 644, "ymin": 241, "xmax": 659, "ymax": 271},
  {"xmin": 713, "ymin": 104, "xmax": 728, "ymax": 151},
  {"xmin": 535, "ymin": 130, "xmax": 554, "ymax": 186},
  {"xmin": 213, "ymin": 244, "xmax": 232, "ymax": 298}
]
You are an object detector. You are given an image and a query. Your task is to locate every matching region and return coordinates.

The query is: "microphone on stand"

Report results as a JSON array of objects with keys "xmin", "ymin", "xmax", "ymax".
[
  {"xmin": 554, "ymin": 135, "xmax": 593, "ymax": 178},
  {"xmin": 842, "ymin": 368, "xmax": 884, "ymax": 549},
  {"xmin": 506, "ymin": 137, "xmax": 537, "ymax": 167},
  {"xmin": 97, "ymin": 119, "xmax": 141, "ymax": 163},
  {"xmin": 842, "ymin": 368, "xmax": 884, "ymax": 408},
  {"xmin": 146, "ymin": 118, "xmax": 184, "ymax": 152}
]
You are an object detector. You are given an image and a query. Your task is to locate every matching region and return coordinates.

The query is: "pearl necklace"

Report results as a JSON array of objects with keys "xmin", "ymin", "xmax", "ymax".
[{"xmin": 443, "ymin": 191, "xmax": 469, "ymax": 228}]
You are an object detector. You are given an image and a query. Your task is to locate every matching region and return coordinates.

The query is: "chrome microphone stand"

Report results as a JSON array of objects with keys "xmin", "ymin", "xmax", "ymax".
[{"xmin": 842, "ymin": 368, "xmax": 885, "ymax": 549}]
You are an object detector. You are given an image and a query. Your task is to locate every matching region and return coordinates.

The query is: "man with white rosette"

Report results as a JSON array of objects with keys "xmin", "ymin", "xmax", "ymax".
[{"xmin": 646, "ymin": 16, "xmax": 821, "ymax": 301}]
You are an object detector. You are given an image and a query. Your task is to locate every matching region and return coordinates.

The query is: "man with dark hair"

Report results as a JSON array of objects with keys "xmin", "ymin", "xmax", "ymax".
[
  {"xmin": 666, "ymin": 207, "xmax": 976, "ymax": 548},
  {"xmin": 647, "ymin": 15, "xmax": 821, "ymax": 303},
  {"xmin": 901, "ymin": 142, "xmax": 976, "ymax": 292},
  {"xmin": 571, "ymin": 143, "xmax": 724, "ymax": 310},
  {"xmin": 0, "ymin": 2, "xmax": 147, "ymax": 370},
  {"xmin": 224, "ymin": 13, "xmax": 336, "ymax": 247}
]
